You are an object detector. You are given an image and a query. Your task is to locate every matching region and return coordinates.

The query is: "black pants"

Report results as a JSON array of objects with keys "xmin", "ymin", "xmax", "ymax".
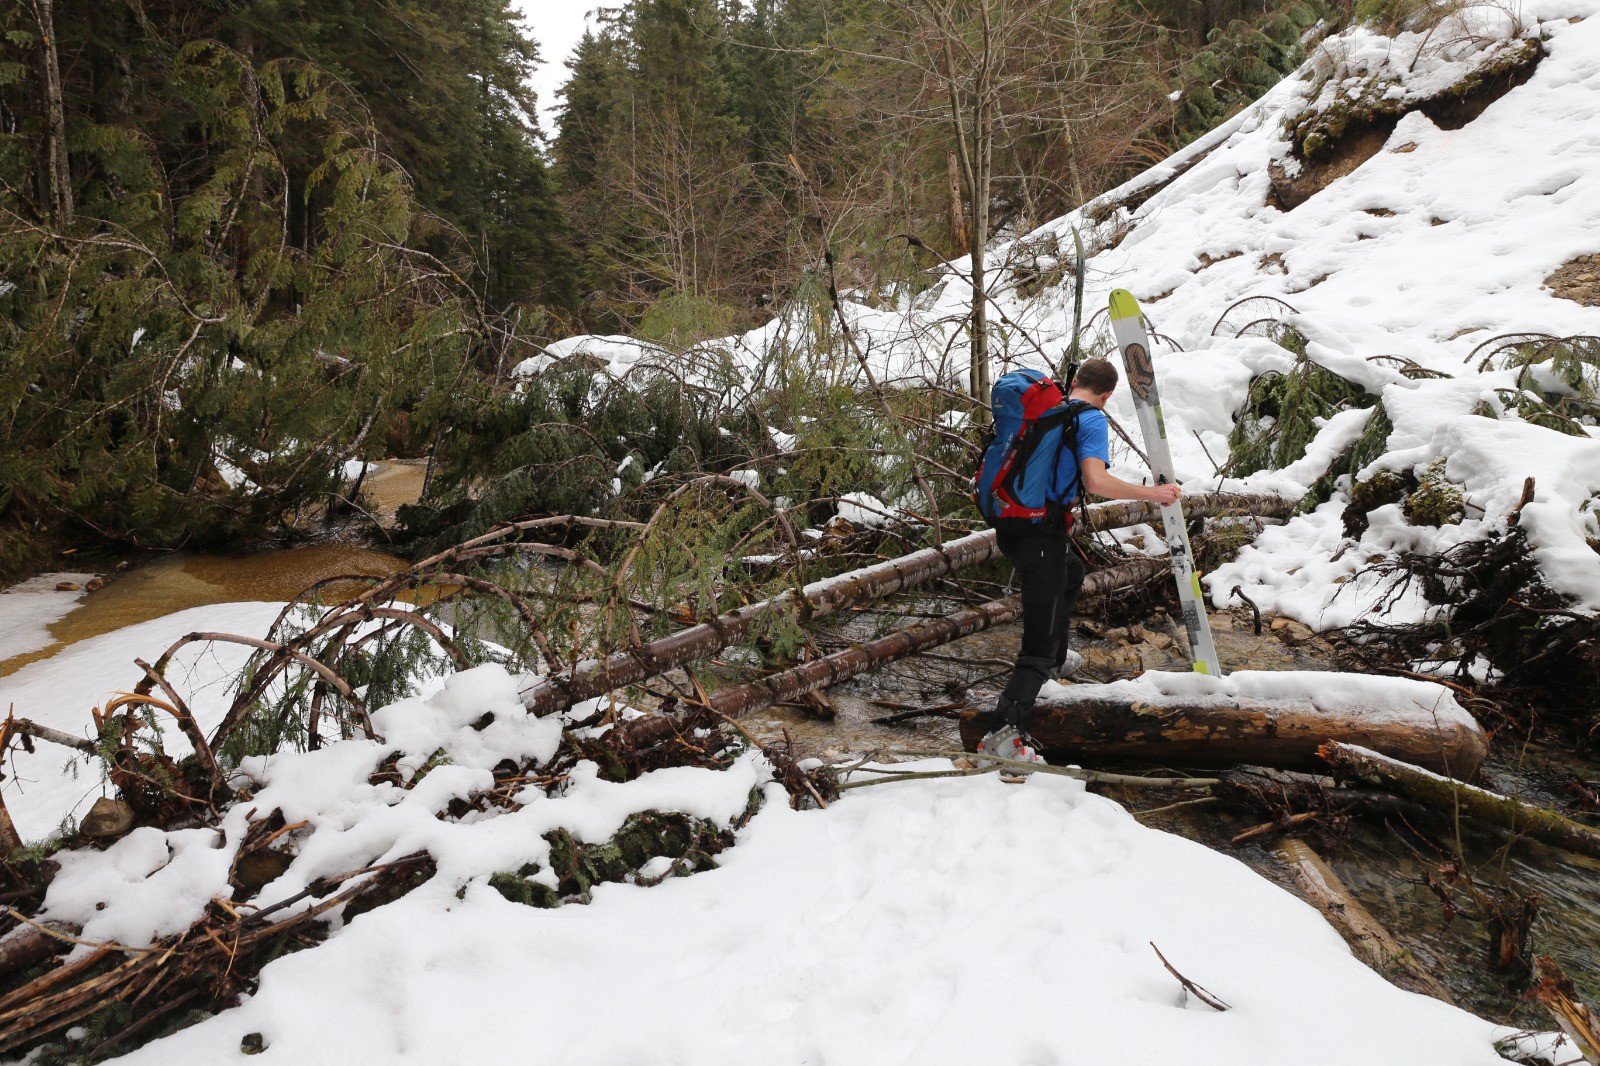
[{"xmin": 997, "ymin": 525, "xmax": 1086, "ymax": 715}]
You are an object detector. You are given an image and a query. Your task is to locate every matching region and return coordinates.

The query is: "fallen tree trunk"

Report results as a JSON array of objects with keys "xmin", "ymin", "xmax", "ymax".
[
  {"xmin": 1213, "ymin": 765, "xmax": 1430, "ymax": 822},
  {"xmin": 0, "ymin": 920, "xmax": 79, "ymax": 981},
  {"xmin": 522, "ymin": 493, "xmax": 1288, "ymax": 716},
  {"xmin": 1273, "ymin": 837, "xmax": 1454, "ymax": 1004},
  {"xmin": 707, "ymin": 558, "xmax": 1168, "ymax": 718},
  {"xmin": 1319, "ymin": 742, "xmax": 1600, "ymax": 858},
  {"xmin": 959, "ymin": 683, "xmax": 1488, "ymax": 776}
]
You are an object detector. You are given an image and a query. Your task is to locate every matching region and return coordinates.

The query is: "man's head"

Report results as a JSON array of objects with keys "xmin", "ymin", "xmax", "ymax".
[{"xmin": 1070, "ymin": 357, "xmax": 1118, "ymax": 407}]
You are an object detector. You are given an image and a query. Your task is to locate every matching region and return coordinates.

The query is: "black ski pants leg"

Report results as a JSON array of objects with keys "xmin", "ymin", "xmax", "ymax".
[{"xmin": 997, "ymin": 527, "xmax": 1086, "ymax": 715}]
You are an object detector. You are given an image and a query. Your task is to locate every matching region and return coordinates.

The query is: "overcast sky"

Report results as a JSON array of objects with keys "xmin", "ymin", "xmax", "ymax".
[{"xmin": 513, "ymin": 1, "xmax": 604, "ymax": 133}]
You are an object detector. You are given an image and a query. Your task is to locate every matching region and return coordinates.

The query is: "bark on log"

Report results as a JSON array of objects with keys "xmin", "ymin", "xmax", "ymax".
[
  {"xmin": 1272, "ymin": 837, "xmax": 1455, "ymax": 1004},
  {"xmin": 522, "ymin": 493, "xmax": 1288, "ymax": 717},
  {"xmin": 1319, "ymin": 742, "xmax": 1600, "ymax": 858},
  {"xmin": 960, "ymin": 690, "xmax": 1488, "ymax": 776},
  {"xmin": 0, "ymin": 920, "xmax": 80, "ymax": 980},
  {"xmin": 708, "ymin": 559, "xmax": 1168, "ymax": 718},
  {"xmin": 1214, "ymin": 766, "xmax": 1430, "ymax": 821}
]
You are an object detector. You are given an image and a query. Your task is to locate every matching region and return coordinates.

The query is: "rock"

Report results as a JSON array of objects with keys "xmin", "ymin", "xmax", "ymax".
[
  {"xmin": 1273, "ymin": 618, "xmax": 1316, "ymax": 646},
  {"xmin": 84, "ymin": 576, "xmax": 105, "ymax": 592},
  {"xmin": 79, "ymin": 798, "xmax": 135, "ymax": 840},
  {"xmin": 1130, "ymin": 624, "xmax": 1174, "ymax": 651},
  {"xmin": 54, "ymin": 582, "xmax": 80, "ymax": 592},
  {"xmin": 1080, "ymin": 646, "xmax": 1142, "ymax": 677},
  {"xmin": 232, "ymin": 848, "xmax": 294, "ymax": 896}
]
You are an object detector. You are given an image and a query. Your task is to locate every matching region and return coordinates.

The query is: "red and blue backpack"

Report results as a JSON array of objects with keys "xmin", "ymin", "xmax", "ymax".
[{"xmin": 974, "ymin": 367, "xmax": 1091, "ymax": 531}]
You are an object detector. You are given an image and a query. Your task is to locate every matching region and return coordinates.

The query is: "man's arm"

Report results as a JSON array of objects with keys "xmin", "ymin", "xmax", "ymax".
[{"xmin": 1080, "ymin": 457, "xmax": 1181, "ymax": 506}]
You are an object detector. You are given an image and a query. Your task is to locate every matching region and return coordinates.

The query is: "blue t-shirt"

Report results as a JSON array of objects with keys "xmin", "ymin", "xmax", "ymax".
[{"xmin": 1053, "ymin": 405, "xmax": 1109, "ymax": 505}]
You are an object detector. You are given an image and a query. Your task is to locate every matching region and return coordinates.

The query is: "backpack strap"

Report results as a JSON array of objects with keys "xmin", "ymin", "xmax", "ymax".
[{"xmin": 1051, "ymin": 399, "xmax": 1094, "ymax": 509}]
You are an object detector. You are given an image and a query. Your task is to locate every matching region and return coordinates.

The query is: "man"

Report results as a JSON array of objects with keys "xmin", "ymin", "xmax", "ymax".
[{"xmin": 981, "ymin": 357, "xmax": 1182, "ymax": 764}]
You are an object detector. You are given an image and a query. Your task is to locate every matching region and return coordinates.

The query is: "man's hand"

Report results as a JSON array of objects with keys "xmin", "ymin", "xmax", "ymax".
[
  {"xmin": 1146, "ymin": 482, "xmax": 1182, "ymax": 506},
  {"xmin": 1080, "ymin": 459, "xmax": 1185, "ymax": 507}
]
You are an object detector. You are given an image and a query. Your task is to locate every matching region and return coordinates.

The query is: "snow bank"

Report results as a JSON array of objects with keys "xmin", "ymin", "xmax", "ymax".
[
  {"xmin": 0, "ymin": 602, "xmax": 288, "ymax": 840},
  {"xmin": 0, "ymin": 571, "xmax": 96, "ymax": 662},
  {"xmin": 94, "ymin": 753, "xmax": 1511, "ymax": 1065}
]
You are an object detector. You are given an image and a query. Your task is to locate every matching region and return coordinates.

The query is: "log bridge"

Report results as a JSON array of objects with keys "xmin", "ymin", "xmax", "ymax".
[{"xmin": 514, "ymin": 492, "xmax": 1486, "ymax": 777}]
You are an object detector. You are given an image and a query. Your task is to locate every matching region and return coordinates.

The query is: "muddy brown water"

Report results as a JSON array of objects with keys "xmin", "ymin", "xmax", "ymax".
[
  {"xmin": 0, "ymin": 459, "xmax": 428, "ymax": 678},
  {"xmin": 0, "ymin": 544, "xmax": 411, "ymax": 678}
]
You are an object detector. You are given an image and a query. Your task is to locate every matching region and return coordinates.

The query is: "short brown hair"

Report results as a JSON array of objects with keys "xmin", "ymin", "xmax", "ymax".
[{"xmin": 1073, "ymin": 357, "xmax": 1118, "ymax": 395}]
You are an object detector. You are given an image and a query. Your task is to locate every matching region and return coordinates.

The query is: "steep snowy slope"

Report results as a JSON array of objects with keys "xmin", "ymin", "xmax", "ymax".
[{"xmin": 543, "ymin": 0, "xmax": 1600, "ymax": 633}]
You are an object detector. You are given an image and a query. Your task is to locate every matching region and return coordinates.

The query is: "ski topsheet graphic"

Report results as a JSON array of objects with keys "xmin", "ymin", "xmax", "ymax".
[{"xmin": 1107, "ymin": 289, "xmax": 1223, "ymax": 676}]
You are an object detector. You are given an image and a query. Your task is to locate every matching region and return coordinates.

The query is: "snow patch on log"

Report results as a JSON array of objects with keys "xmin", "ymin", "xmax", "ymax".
[{"xmin": 1077, "ymin": 669, "xmax": 1477, "ymax": 732}]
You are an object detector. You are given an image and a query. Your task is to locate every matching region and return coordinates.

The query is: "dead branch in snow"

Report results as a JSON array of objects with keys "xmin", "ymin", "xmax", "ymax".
[
  {"xmin": 707, "ymin": 557, "xmax": 1166, "ymax": 719},
  {"xmin": 523, "ymin": 493, "xmax": 1289, "ymax": 717},
  {"xmin": 1149, "ymin": 942, "xmax": 1230, "ymax": 1011}
]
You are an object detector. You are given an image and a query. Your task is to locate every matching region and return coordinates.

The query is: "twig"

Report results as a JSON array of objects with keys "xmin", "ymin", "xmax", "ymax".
[
  {"xmin": 1150, "ymin": 941, "xmax": 1231, "ymax": 1011},
  {"xmin": 1230, "ymin": 811, "xmax": 1319, "ymax": 845},
  {"xmin": 2, "ymin": 909, "xmax": 156, "ymax": 956},
  {"xmin": 1133, "ymin": 796, "xmax": 1220, "ymax": 820},
  {"xmin": 1230, "ymin": 585, "xmax": 1262, "ymax": 636}
]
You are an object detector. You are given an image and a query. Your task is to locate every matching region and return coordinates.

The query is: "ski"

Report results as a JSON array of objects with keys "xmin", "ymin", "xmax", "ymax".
[
  {"xmin": 1107, "ymin": 289, "xmax": 1223, "ymax": 676},
  {"xmin": 1060, "ymin": 227, "xmax": 1087, "ymax": 382}
]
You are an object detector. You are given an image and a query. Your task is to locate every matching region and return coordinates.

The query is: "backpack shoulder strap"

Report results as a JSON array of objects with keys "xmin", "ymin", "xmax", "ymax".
[{"xmin": 1057, "ymin": 399, "xmax": 1096, "ymax": 511}]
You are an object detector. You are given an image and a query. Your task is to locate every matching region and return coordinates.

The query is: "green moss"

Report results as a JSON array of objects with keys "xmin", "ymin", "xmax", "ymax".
[
  {"xmin": 488, "ymin": 864, "xmax": 561, "ymax": 908},
  {"xmin": 1403, "ymin": 459, "xmax": 1465, "ymax": 527},
  {"xmin": 1343, "ymin": 468, "xmax": 1411, "ymax": 537},
  {"xmin": 527, "ymin": 811, "xmax": 731, "ymax": 905}
]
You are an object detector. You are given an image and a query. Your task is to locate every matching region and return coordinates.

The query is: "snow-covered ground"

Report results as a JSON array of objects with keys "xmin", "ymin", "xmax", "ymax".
[
  {"xmin": 0, "ymin": 602, "xmax": 287, "ymax": 841},
  {"xmin": 0, "ymin": 572, "xmax": 95, "ymax": 663},
  {"xmin": 9, "ymin": 650, "xmax": 1523, "ymax": 1065},
  {"xmin": 101, "ymin": 749, "xmax": 1517, "ymax": 1065}
]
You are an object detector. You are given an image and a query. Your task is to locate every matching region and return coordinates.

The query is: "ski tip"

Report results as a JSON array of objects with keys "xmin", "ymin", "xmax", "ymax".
[{"xmin": 1108, "ymin": 289, "xmax": 1142, "ymax": 321}]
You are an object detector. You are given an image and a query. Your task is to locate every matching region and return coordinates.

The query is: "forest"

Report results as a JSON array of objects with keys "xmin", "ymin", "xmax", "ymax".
[{"xmin": 1, "ymin": 0, "xmax": 1322, "ymax": 574}]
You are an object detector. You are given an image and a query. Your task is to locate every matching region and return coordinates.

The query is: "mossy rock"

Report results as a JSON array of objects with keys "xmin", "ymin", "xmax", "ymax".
[
  {"xmin": 1343, "ymin": 469, "xmax": 1412, "ymax": 537},
  {"xmin": 1287, "ymin": 38, "xmax": 1542, "ymax": 163},
  {"xmin": 1403, "ymin": 459, "xmax": 1465, "ymax": 527},
  {"xmin": 488, "ymin": 865, "xmax": 561, "ymax": 909},
  {"xmin": 534, "ymin": 810, "xmax": 732, "ymax": 904}
]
